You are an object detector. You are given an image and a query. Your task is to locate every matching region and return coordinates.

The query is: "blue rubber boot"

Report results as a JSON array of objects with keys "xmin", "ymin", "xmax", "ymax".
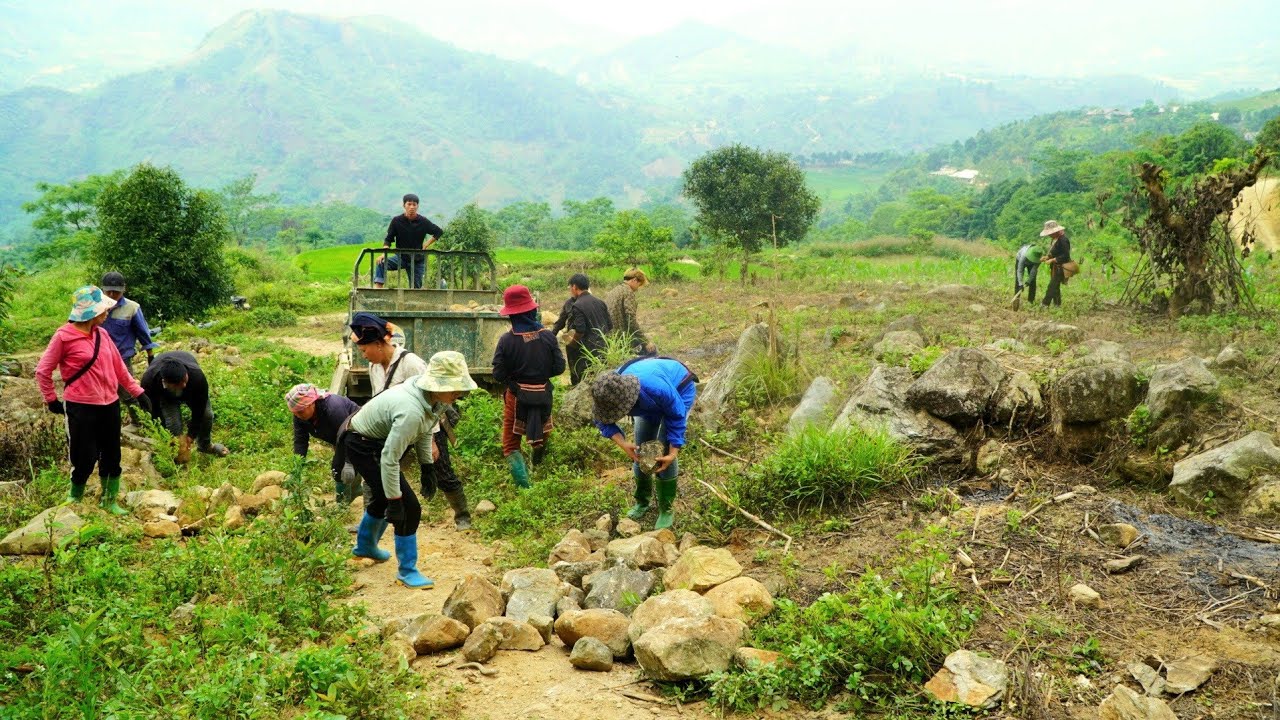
[
  {"xmin": 352, "ymin": 512, "xmax": 391, "ymax": 562},
  {"xmin": 394, "ymin": 534, "xmax": 434, "ymax": 589}
]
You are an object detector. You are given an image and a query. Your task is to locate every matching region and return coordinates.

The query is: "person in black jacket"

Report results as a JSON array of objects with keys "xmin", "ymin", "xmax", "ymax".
[
  {"xmin": 1038, "ymin": 220, "xmax": 1072, "ymax": 307},
  {"xmin": 492, "ymin": 285, "xmax": 566, "ymax": 488},
  {"xmin": 141, "ymin": 350, "xmax": 228, "ymax": 460},
  {"xmin": 558, "ymin": 273, "xmax": 612, "ymax": 386},
  {"xmin": 373, "ymin": 193, "xmax": 444, "ymax": 289},
  {"xmin": 287, "ymin": 383, "xmax": 361, "ymax": 502}
]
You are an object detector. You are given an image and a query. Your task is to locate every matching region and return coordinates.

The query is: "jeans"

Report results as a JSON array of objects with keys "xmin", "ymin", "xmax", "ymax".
[
  {"xmin": 373, "ymin": 253, "xmax": 426, "ymax": 288},
  {"xmin": 633, "ymin": 415, "xmax": 677, "ymax": 481}
]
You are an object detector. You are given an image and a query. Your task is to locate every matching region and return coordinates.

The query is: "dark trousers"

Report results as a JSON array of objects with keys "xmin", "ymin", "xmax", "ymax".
[
  {"xmin": 567, "ymin": 343, "xmax": 587, "ymax": 386},
  {"xmin": 1041, "ymin": 265, "xmax": 1064, "ymax": 307},
  {"xmin": 1015, "ymin": 275, "xmax": 1037, "ymax": 304},
  {"xmin": 157, "ymin": 396, "xmax": 214, "ymax": 448},
  {"xmin": 66, "ymin": 400, "xmax": 122, "ymax": 486},
  {"xmin": 346, "ymin": 432, "xmax": 421, "ymax": 536},
  {"xmin": 426, "ymin": 432, "xmax": 461, "ymax": 493}
]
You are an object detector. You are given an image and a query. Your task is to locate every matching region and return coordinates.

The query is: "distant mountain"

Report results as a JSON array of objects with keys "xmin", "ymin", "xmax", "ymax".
[{"xmin": 0, "ymin": 10, "xmax": 654, "ymax": 224}]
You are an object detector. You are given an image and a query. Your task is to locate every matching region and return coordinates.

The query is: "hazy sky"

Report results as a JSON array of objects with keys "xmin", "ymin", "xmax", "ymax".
[{"xmin": 3, "ymin": 0, "xmax": 1279, "ymax": 92}]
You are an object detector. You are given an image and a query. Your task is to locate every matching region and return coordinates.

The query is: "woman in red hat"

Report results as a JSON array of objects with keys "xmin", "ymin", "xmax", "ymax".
[{"xmin": 491, "ymin": 285, "xmax": 566, "ymax": 488}]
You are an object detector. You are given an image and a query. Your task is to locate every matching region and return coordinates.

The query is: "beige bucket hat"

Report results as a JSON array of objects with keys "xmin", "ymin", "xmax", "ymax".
[{"xmin": 415, "ymin": 351, "xmax": 479, "ymax": 393}]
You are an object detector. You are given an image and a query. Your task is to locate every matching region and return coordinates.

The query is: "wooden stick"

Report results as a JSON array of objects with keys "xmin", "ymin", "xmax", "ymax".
[
  {"xmin": 1022, "ymin": 491, "xmax": 1076, "ymax": 523},
  {"xmin": 698, "ymin": 438, "xmax": 750, "ymax": 465},
  {"xmin": 619, "ymin": 689, "xmax": 671, "ymax": 705},
  {"xmin": 689, "ymin": 475, "xmax": 794, "ymax": 554}
]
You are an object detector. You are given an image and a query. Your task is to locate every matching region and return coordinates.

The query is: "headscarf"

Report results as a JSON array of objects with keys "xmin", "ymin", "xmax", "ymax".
[
  {"xmin": 509, "ymin": 308, "xmax": 542, "ymax": 334},
  {"xmin": 286, "ymin": 383, "xmax": 329, "ymax": 412}
]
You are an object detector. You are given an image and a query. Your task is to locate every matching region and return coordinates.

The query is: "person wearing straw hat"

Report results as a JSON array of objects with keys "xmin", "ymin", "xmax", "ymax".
[
  {"xmin": 1038, "ymin": 220, "xmax": 1072, "ymax": 307},
  {"xmin": 36, "ymin": 285, "xmax": 152, "ymax": 512},
  {"xmin": 286, "ymin": 383, "xmax": 361, "ymax": 502},
  {"xmin": 492, "ymin": 285, "xmax": 566, "ymax": 488},
  {"xmin": 604, "ymin": 269, "xmax": 655, "ymax": 355},
  {"xmin": 344, "ymin": 351, "xmax": 477, "ymax": 588},
  {"xmin": 591, "ymin": 356, "xmax": 698, "ymax": 530}
]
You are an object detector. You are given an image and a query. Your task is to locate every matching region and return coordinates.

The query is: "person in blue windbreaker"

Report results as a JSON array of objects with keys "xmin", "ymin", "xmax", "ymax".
[{"xmin": 100, "ymin": 271, "xmax": 158, "ymax": 421}]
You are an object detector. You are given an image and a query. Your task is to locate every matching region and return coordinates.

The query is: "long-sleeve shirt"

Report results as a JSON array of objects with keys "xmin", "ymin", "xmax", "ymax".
[
  {"xmin": 594, "ymin": 358, "xmax": 696, "ymax": 448},
  {"xmin": 384, "ymin": 213, "xmax": 444, "ymax": 250},
  {"xmin": 1047, "ymin": 235, "xmax": 1072, "ymax": 264},
  {"xmin": 349, "ymin": 382, "xmax": 439, "ymax": 498},
  {"xmin": 604, "ymin": 283, "xmax": 647, "ymax": 348},
  {"xmin": 550, "ymin": 296, "xmax": 575, "ymax": 335},
  {"xmin": 368, "ymin": 346, "xmax": 427, "ymax": 396},
  {"xmin": 103, "ymin": 297, "xmax": 158, "ymax": 362},
  {"xmin": 568, "ymin": 292, "xmax": 612, "ymax": 355},
  {"xmin": 293, "ymin": 394, "xmax": 361, "ymax": 456},
  {"xmin": 492, "ymin": 329, "xmax": 566, "ymax": 390},
  {"xmin": 36, "ymin": 324, "xmax": 144, "ymax": 405},
  {"xmin": 1015, "ymin": 244, "xmax": 1042, "ymax": 286},
  {"xmin": 140, "ymin": 351, "xmax": 211, "ymax": 439}
]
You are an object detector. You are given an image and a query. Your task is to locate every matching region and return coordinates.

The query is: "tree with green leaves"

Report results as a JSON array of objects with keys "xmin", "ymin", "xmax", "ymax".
[
  {"xmin": 442, "ymin": 203, "xmax": 496, "ymax": 257},
  {"xmin": 21, "ymin": 171, "xmax": 125, "ymax": 266},
  {"xmin": 94, "ymin": 164, "xmax": 232, "ymax": 321},
  {"xmin": 594, "ymin": 210, "xmax": 675, "ymax": 277},
  {"xmin": 215, "ymin": 174, "xmax": 278, "ymax": 245},
  {"xmin": 682, "ymin": 144, "xmax": 819, "ymax": 282},
  {"xmin": 1257, "ymin": 115, "xmax": 1280, "ymax": 165},
  {"xmin": 559, "ymin": 197, "xmax": 616, "ymax": 250}
]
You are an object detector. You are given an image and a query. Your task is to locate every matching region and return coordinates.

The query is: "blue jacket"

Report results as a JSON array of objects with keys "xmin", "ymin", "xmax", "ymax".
[
  {"xmin": 594, "ymin": 358, "xmax": 697, "ymax": 448},
  {"xmin": 103, "ymin": 297, "xmax": 158, "ymax": 362}
]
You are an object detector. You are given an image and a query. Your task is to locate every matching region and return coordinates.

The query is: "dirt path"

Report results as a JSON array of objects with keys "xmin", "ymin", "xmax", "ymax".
[
  {"xmin": 347, "ymin": 515, "xmax": 715, "ymax": 720},
  {"xmin": 1232, "ymin": 176, "xmax": 1280, "ymax": 251}
]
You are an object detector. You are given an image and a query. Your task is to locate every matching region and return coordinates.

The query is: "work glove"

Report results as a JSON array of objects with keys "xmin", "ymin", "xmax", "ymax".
[
  {"xmin": 47, "ymin": 400, "xmax": 65, "ymax": 415},
  {"xmin": 385, "ymin": 498, "xmax": 407, "ymax": 535},
  {"xmin": 419, "ymin": 464, "xmax": 437, "ymax": 501},
  {"xmin": 135, "ymin": 392, "xmax": 153, "ymax": 414}
]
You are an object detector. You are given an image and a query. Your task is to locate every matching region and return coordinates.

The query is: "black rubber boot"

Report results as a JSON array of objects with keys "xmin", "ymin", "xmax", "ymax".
[{"xmin": 444, "ymin": 488, "xmax": 471, "ymax": 531}]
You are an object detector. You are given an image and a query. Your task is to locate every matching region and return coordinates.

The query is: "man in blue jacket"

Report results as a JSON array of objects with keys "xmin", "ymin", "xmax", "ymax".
[
  {"xmin": 591, "ymin": 357, "xmax": 697, "ymax": 530},
  {"xmin": 100, "ymin": 271, "xmax": 158, "ymax": 420}
]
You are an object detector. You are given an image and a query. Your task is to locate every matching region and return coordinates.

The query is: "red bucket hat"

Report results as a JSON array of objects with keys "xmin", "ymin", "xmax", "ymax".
[{"xmin": 499, "ymin": 285, "xmax": 538, "ymax": 316}]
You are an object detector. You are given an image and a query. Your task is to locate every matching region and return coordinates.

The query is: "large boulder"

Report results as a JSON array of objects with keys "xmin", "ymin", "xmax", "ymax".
[
  {"xmin": 696, "ymin": 324, "xmax": 784, "ymax": 430},
  {"xmin": 400, "ymin": 614, "xmax": 471, "ymax": 654},
  {"xmin": 554, "ymin": 608, "xmax": 632, "ymax": 658},
  {"xmin": 0, "ymin": 506, "xmax": 85, "ymax": 555},
  {"xmin": 461, "ymin": 622, "xmax": 503, "ymax": 663},
  {"xmin": 834, "ymin": 366, "xmax": 966, "ymax": 464},
  {"xmin": 583, "ymin": 565, "xmax": 657, "ymax": 615},
  {"xmin": 664, "ymin": 546, "xmax": 742, "ymax": 592},
  {"xmin": 1169, "ymin": 431, "xmax": 1280, "ymax": 511},
  {"xmin": 703, "ymin": 577, "xmax": 775, "ymax": 626},
  {"xmin": 628, "ymin": 589, "xmax": 715, "ymax": 644},
  {"xmin": 786, "ymin": 376, "xmax": 837, "ymax": 434},
  {"xmin": 923, "ymin": 650, "xmax": 1008, "ymax": 709},
  {"xmin": 443, "ymin": 574, "xmax": 506, "ymax": 629},
  {"xmin": 558, "ymin": 381, "xmax": 595, "ymax": 429},
  {"xmin": 1145, "ymin": 356, "xmax": 1218, "ymax": 430},
  {"xmin": 990, "ymin": 370, "xmax": 1044, "ymax": 426},
  {"xmin": 633, "ymin": 616, "xmax": 748, "ymax": 681},
  {"xmin": 905, "ymin": 348, "xmax": 1005, "ymax": 425},
  {"xmin": 500, "ymin": 568, "xmax": 563, "ymax": 623},
  {"xmin": 1019, "ymin": 320, "xmax": 1084, "ymax": 345},
  {"xmin": 1051, "ymin": 362, "xmax": 1140, "ymax": 425}
]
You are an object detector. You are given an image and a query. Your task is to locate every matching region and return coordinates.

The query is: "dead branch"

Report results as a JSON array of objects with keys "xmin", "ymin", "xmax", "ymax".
[{"xmin": 687, "ymin": 474, "xmax": 794, "ymax": 554}]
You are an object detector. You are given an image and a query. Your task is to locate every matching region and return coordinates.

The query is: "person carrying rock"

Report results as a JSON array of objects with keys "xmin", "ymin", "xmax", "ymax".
[
  {"xmin": 1012, "ymin": 242, "xmax": 1044, "ymax": 307},
  {"xmin": 286, "ymin": 383, "xmax": 361, "ymax": 502},
  {"xmin": 590, "ymin": 356, "xmax": 698, "ymax": 530},
  {"xmin": 350, "ymin": 312, "xmax": 468, "ymax": 528},
  {"xmin": 556, "ymin": 273, "xmax": 611, "ymax": 386},
  {"xmin": 604, "ymin": 268, "xmax": 655, "ymax": 355},
  {"xmin": 344, "ymin": 351, "xmax": 477, "ymax": 588},
  {"xmin": 492, "ymin": 285, "xmax": 566, "ymax": 488},
  {"xmin": 1039, "ymin": 220, "xmax": 1073, "ymax": 308},
  {"xmin": 140, "ymin": 350, "xmax": 229, "ymax": 460},
  {"xmin": 36, "ymin": 285, "xmax": 152, "ymax": 512}
]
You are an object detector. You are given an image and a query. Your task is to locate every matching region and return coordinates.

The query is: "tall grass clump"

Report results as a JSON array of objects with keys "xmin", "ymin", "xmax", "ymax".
[
  {"xmin": 707, "ymin": 530, "xmax": 978, "ymax": 713},
  {"xmin": 731, "ymin": 425, "xmax": 921, "ymax": 515},
  {"xmin": 734, "ymin": 351, "xmax": 806, "ymax": 409}
]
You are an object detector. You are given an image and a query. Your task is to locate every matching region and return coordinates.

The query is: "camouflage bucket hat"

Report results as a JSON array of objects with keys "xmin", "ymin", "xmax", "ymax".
[
  {"xmin": 69, "ymin": 285, "xmax": 116, "ymax": 322},
  {"xmin": 591, "ymin": 372, "xmax": 641, "ymax": 424},
  {"xmin": 415, "ymin": 351, "xmax": 479, "ymax": 393}
]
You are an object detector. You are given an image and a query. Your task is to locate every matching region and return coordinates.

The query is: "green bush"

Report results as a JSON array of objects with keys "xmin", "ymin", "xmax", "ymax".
[
  {"xmin": 708, "ymin": 530, "xmax": 978, "ymax": 712},
  {"xmin": 730, "ymin": 426, "xmax": 921, "ymax": 515}
]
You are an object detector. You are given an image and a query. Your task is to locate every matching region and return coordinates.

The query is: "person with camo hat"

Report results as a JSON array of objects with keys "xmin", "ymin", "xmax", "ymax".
[
  {"xmin": 36, "ymin": 285, "xmax": 152, "ymax": 512},
  {"xmin": 591, "ymin": 356, "xmax": 698, "ymax": 530}
]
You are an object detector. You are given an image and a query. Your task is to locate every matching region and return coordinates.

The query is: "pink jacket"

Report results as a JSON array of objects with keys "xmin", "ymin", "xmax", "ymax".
[{"xmin": 36, "ymin": 324, "xmax": 144, "ymax": 406}]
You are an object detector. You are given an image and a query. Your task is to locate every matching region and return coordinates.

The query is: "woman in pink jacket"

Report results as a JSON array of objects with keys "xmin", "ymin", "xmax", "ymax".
[{"xmin": 36, "ymin": 285, "xmax": 150, "ymax": 513}]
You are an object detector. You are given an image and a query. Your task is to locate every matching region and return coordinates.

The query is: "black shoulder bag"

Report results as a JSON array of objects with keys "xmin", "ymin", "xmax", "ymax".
[{"xmin": 63, "ymin": 329, "xmax": 102, "ymax": 388}]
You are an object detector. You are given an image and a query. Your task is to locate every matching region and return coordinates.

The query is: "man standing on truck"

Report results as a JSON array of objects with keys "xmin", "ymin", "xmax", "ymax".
[{"xmin": 373, "ymin": 193, "xmax": 444, "ymax": 289}]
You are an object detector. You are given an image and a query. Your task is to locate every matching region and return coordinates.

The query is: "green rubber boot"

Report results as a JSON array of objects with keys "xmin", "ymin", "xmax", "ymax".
[
  {"xmin": 626, "ymin": 473, "xmax": 653, "ymax": 521},
  {"xmin": 100, "ymin": 476, "xmax": 129, "ymax": 516},
  {"xmin": 507, "ymin": 452, "xmax": 531, "ymax": 490},
  {"xmin": 66, "ymin": 483, "xmax": 86, "ymax": 504},
  {"xmin": 654, "ymin": 478, "xmax": 677, "ymax": 530}
]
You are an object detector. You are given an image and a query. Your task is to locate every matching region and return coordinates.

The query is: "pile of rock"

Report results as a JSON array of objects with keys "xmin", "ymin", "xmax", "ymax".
[{"xmin": 382, "ymin": 521, "xmax": 776, "ymax": 680}]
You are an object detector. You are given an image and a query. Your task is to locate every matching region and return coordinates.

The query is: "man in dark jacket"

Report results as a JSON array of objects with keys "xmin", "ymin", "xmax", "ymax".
[
  {"xmin": 374, "ymin": 193, "xmax": 444, "ymax": 289},
  {"xmin": 1039, "ymin": 220, "xmax": 1071, "ymax": 307},
  {"xmin": 558, "ymin": 273, "xmax": 611, "ymax": 386},
  {"xmin": 141, "ymin": 350, "xmax": 228, "ymax": 460}
]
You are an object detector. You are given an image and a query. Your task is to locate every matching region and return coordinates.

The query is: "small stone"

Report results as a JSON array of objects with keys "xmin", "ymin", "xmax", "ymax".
[
  {"xmin": 734, "ymin": 647, "xmax": 784, "ymax": 668},
  {"xmin": 1099, "ymin": 684, "xmax": 1177, "ymax": 720},
  {"xmin": 211, "ymin": 482, "xmax": 241, "ymax": 507},
  {"xmin": 222, "ymin": 505, "xmax": 245, "ymax": 531},
  {"xmin": 1098, "ymin": 523, "xmax": 1140, "ymax": 549},
  {"xmin": 401, "ymin": 614, "xmax": 471, "ymax": 654},
  {"xmin": 1104, "ymin": 556, "xmax": 1144, "ymax": 574},
  {"xmin": 237, "ymin": 493, "xmax": 270, "ymax": 515},
  {"xmin": 251, "ymin": 470, "xmax": 288, "ymax": 493},
  {"xmin": 548, "ymin": 529, "xmax": 593, "ymax": 565},
  {"xmin": 976, "ymin": 440, "xmax": 1005, "ymax": 475},
  {"xmin": 142, "ymin": 519, "xmax": 182, "ymax": 538},
  {"xmin": 385, "ymin": 637, "xmax": 416, "ymax": 665},
  {"xmin": 1069, "ymin": 583, "xmax": 1102, "ymax": 608},
  {"xmin": 554, "ymin": 608, "xmax": 632, "ymax": 658},
  {"xmin": 1214, "ymin": 345, "xmax": 1248, "ymax": 370},
  {"xmin": 527, "ymin": 614, "xmax": 554, "ymax": 644},
  {"xmin": 556, "ymin": 595, "xmax": 582, "ymax": 617},
  {"xmin": 594, "ymin": 514, "xmax": 613, "ymax": 534},
  {"xmin": 192, "ymin": 485, "xmax": 214, "ymax": 500},
  {"xmin": 923, "ymin": 650, "xmax": 1009, "ymax": 709},
  {"xmin": 616, "ymin": 518, "xmax": 642, "ymax": 537},
  {"xmin": 678, "ymin": 533, "xmax": 697, "ymax": 552},
  {"xmin": 474, "ymin": 499, "xmax": 497, "ymax": 515},
  {"xmin": 569, "ymin": 637, "xmax": 614, "ymax": 671},
  {"xmin": 461, "ymin": 622, "xmax": 503, "ymax": 663},
  {"xmin": 1129, "ymin": 661, "xmax": 1166, "ymax": 696},
  {"xmin": 1073, "ymin": 484, "xmax": 1099, "ymax": 495}
]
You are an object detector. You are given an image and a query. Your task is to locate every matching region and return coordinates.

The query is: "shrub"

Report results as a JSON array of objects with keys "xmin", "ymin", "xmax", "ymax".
[{"xmin": 734, "ymin": 352, "xmax": 805, "ymax": 409}]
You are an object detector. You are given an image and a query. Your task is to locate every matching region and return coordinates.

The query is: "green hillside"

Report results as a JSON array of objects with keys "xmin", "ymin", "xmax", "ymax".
[{"xmin": 295, "ymin": 245, "xmax": 586, "ymax": 282}]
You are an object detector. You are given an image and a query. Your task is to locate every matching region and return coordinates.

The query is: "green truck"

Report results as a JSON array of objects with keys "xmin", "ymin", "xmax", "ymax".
[{"xmin": 328, "ymin": 248, "xmax": 507, "ymax": 401}]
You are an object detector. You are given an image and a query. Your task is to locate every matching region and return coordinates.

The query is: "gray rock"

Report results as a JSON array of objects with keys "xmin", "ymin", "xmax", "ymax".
[
  {"xmin": 873, "ymin": 331, "xmax": 924, "ymax": 361},
  {"xmin": 1213, "ymin": 344, "xmax": 1248, "ymax": 370},
  {"xmin": 126, "ymin": 489, "xmax": 180, "ymax": 516},
  {"xmin": 593, "ymin": 513, "xmax": 613, "ymax": 534},
  {"xmin": 906, "ymin": 348, "xmax": 1005, "ymax": 425},
  {"xmin": 786, "ymin": 376, "xmax": 837, "ymax": 434},
  {"xmin": 553, "ymin": 560, "xmax": 603, "ymax": 588},
  {"xmin": 1242, "ymin": 480, "xmax": 1280, "ymax": 519},
  {"xmin": 481, "ymin": 616, "xmax": 545, "ymax": 651},
  {"xmin": 1099, "ymin": 684, "xmax": 1177, "ymax": 720},
  {"xmin": 558, "ymin": 380, "xmax": 595, "ymax": 429},
  {"xmin": 500, "ymin": 568, "xmax": 563, "ymax": 623},
  {"xmin": 1098, "ymin": 523, "xmax": 1139, "ymax": 549},
  {"xmin": 1164, "ymin": 655, "xmax": 1217, "ymax": 694},
  {"xmin": 443, "ymin": 574, "xmax": 506, "ymax": 629},
  {"xmin": 581, "ymin": 528, "xmax": 610, "ymax": 552},
  {"xmin": 1169, "ymin": 431, "xmax": 1280, "ymax": 511},
  {"xmin": 461, "ymin": 621, "xmax": 503, "ymax": 663},
  {"xmin": 569, "ymin": 636, "xmax": 615, "ymax": 671},
  {"xmin": 883, "ymin": 314, "xmax": 926, "ymax": 338},
  {"xmin": 556, "ymin": 595, "xmax": 582, "ymax": 618},
  {"xmin": 1019, "ymin": 320, "xmax": 1084, "ymax": 345},
  {"xmin": 527, "ymin": 614, "xmax": 554, "ymax": 644},
  {"xmin": 211, "ymin": 482, "xmax": 241, "ymax": 507},
  {"xmin": 696, "ymin": 324, "xmax": 785, "ymax": 430},
  {"xmin": 983, "ymin": 338, "xmax": 1027, "ymax": 354},
  {"xmin": 990, "ymin": 370, "xmax": 1044, "ymax": 426},
  {"xmin": 1104, "ymin": 556, "xmax": 1144, "ymax": 574},
  {"xmin": 834, "ymin": 365, "xmax": 966, "ymax": 464},
  {"xmin": 615, "ymin": 518, "xmax": 642, "ymax": 538},
  {"xmin": 629, "ymin": 589, "xmax": 715, "ymax": 644},
  {"xmin": 633, "ymin": 616, "xmax": 748, "ymax": 681},
  {"xmin": 1069, "ymin": 340, "xmax": 1132, "ymax": 368},
  {"xmin": 923, "ymin": 650, "xmax": 1008, "ymax": 709},
  {"xmin": 554, "ymin": 608, "xmax": 632, "ymax": 658},
  {"xmin": 1051, "ymin": 362, "xmax": 1140, "ymax": 425},
  {"xmin": 1069, "ymin": 583, "xmax": 1101, "ymax": 608},
  {"xmin": 0, "ymin": 506, "xmax": 86, "ymax": 555},
  {"xmin": 1145, "ymin": 357, "xmax": 1218, "ymax": 441},
  {"xmin": 584, "ymin": 565, "xmax": 656, "ymax": 615}
]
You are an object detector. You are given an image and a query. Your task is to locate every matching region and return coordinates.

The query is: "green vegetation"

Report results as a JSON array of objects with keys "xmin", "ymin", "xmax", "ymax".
[
  {"xmin": 594, "ymin": 210, "xmax": 676, "ymax": 278},
  {"xmin": 441, "ymin": 202, "xmax": 497, "ymax": 257}
]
